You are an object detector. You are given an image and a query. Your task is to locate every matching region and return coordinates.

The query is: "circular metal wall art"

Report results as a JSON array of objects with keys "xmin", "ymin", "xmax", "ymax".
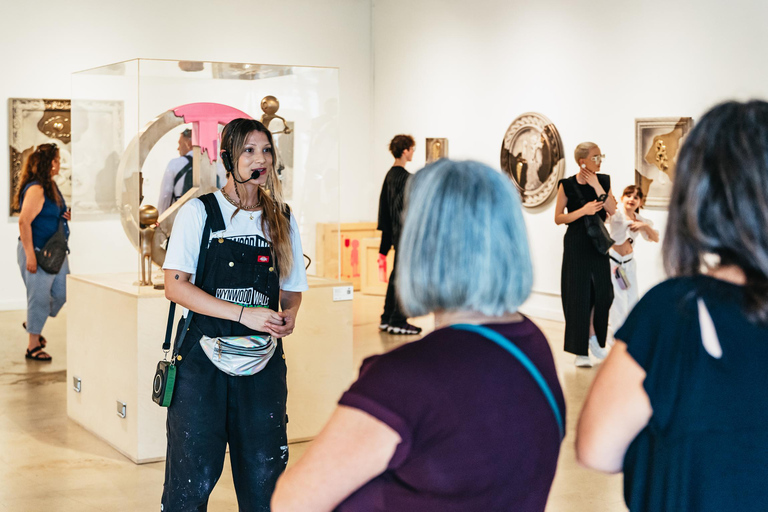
[{"xmin": 500, "ymin": 112, "xmax": 565, "ymax": 208}]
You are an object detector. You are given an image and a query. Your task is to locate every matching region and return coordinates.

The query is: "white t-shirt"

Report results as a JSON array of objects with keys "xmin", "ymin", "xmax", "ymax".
[
  {"xmin": 609, "ymin": 209, "xmax": 656, "ymax": 246},
  {"xmin": 163, "ymin": 191, "xmax": 309, "ymax": 293}
]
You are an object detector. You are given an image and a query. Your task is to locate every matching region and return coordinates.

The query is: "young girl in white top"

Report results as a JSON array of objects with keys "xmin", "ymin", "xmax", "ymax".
[{"xmin": 608, "ymin": 185, "xmax": 659, "ymax": 336}]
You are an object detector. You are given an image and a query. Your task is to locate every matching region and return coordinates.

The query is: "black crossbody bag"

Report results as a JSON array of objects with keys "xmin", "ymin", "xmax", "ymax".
[
  {"xmin": 152, "ymin": 200, "xmax": 214, "ymax": 407},
  {"xmin": 36, "ymin": 220, "xmax": 69, "ymax": 274},
  {"xmin": 570, "ymin": 180, "xmax": 614, "ymax": 255}
]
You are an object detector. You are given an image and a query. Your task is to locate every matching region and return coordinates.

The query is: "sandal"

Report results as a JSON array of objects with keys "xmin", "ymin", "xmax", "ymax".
[
  {"xmin": 26, "ymin": 346, "xmax": 52, "ymax": 361},
  {"xmin": 22, "ymin": 322, "xmax": 46, "ymax": 348}
]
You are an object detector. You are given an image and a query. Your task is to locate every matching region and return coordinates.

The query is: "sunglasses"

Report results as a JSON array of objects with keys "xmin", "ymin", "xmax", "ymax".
[{"xmin": 590, "ymin": 154, "xmax": 606, "ymax": 164}]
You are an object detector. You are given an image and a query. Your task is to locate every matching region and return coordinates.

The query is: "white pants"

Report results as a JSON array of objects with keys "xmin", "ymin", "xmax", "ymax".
[{"xmin": 608, "ymin": 248, "xmax": 638, "ymax": 339}]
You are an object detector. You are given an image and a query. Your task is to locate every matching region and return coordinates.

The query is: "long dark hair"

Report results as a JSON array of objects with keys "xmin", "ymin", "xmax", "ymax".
[
  {"xmin": 12, "ymin": 143, "xmax": 61, "ymax": 211},
  {"xmin": 664, "ymin": 100, "xmax": 768, "ymax": 323},
  {"xmin": 220, "ymin": 119, "xmax": 293, "ymax": 279}
]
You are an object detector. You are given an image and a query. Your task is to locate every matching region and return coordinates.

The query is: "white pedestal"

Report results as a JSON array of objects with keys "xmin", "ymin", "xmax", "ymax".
[{"xmin": 66, "ymin": 273, "xmax": 353, "ymax": 464}]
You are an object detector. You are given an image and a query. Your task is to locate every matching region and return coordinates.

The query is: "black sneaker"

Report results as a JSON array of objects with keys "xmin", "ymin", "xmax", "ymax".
[{"xmin": 386, "ymin": 322, "xmax": 422, "ymax": 335}]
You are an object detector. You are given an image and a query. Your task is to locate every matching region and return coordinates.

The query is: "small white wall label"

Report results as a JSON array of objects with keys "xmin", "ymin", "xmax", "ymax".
[{"xmin": 332, "ymin": 286, "xmax": 353, "ymax": 301}]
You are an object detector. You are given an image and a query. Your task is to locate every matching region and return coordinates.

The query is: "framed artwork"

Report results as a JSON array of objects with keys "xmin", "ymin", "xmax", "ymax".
[
  {"xmin": 425, "ymin": 138, "xmax": 448, "ymax": 163},
  {"xmin": 500, "ymin": 112, "xmax": 565, "ymax": 209},
  {"xmin": 8, "ymin": 98, "xmax": 71, "ymax": 216},
  {"xmin": 634, "ymin": 117, "xmax": 693, "ymax": 208}
]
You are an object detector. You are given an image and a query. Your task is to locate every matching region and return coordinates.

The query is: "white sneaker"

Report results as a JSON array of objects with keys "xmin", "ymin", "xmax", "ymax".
[
  {"xmin": 574, "ymin": 355, "xmax": 592, "ymax": 368},
  {"xmin": 589, "ymin": 335, "xmax": 608, "ymax": 360}
]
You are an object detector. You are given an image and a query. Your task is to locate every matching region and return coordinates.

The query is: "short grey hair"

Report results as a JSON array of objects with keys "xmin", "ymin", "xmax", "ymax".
[
  {"xmin": 574, "ymin": 141, "xmax": 597, "ymax": 164},
  {"xmin": 397, "ymin": 159, "xmax": 533, "ymax": 317}
]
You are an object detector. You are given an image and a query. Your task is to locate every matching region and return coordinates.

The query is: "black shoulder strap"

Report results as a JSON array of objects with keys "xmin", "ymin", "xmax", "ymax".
[
  {"xmin": 199, "ymin": 192, "xmax": 226, "ymax": 232},
  {"xmin": 570, "ymin": 179, "xmax": 589, "ymax": 209},
  {"xmin": 173, "ymin": 155, "xmax": 193, "ymax": 186},
  {"xmin": 162, "ymin": 196, "xmax": 216, "ymax": 352}
]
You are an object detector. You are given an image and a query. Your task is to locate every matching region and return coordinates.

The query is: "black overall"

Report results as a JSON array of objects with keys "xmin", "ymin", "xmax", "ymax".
[{"xmin": 162, "ymin": 194, "xmax": 288, "ymax": 512}]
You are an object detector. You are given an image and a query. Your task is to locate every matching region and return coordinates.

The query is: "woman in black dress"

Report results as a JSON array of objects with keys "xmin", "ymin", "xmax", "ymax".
[{"xmin": 554, "ymin": 142, "xmax": 616, "ymax": 367}]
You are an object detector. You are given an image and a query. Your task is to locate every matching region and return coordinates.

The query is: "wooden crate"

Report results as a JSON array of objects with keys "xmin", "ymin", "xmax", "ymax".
[
  {"xmin": 315, "ymin": 222, "xmax": 379, "ymax": 290},
  {"xmin": 360, "ymin": 237, "xmax": 394, "ymax": 296}
]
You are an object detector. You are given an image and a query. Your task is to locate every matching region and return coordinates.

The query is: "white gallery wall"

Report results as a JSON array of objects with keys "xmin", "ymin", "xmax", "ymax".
[
  {"xmin": 4, "ymin": 0, "xmax": 767, "ymax": 315},
  {"xmin": 0, "ymin": 0, "xmax": 373, "ymax": 309},
  {"xmin": 371, "ymin": 0, "xmax": 768, "ymax": 319}
]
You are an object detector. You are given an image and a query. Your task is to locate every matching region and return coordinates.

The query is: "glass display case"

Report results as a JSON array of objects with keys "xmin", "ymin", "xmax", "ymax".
[{"xmin": 71, "ymin": 58, "xmax": 340, "ymax": 291}]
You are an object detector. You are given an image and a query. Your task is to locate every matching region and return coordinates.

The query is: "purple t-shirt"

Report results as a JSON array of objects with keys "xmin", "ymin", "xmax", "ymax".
[{"xmin": 336, "ymin": 318, "xmax": 565, "ymax": 512}]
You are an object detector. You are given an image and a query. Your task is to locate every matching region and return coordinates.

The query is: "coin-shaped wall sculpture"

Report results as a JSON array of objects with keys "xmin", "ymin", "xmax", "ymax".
[{"xmin": 500, "ymin": 112, "xmax": 565, "ymax": 208}]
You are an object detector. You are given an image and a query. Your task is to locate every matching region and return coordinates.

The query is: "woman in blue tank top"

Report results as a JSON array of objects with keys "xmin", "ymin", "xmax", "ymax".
[{"xmin": 12, "ymin": 143, "xmax": 70, "ymax": 361}]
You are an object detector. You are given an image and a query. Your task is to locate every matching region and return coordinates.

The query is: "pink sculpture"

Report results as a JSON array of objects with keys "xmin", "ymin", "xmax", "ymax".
[{"xmin": 173, "ymin": 103, "xmax": 252, "ymax": 163}]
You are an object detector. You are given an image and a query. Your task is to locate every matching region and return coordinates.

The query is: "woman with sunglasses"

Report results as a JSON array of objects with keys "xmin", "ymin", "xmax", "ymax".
[
  {"xmin": 554, "ymin": 142, "xmax": 617, "ymax": 367},
  {"xmin": 13, "ymin": 142, "xmax": 70, "ymax": 361}
]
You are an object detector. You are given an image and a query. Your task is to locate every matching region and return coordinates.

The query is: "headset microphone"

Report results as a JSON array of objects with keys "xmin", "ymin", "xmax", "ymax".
[
  {"xmin": 231, "ymin": 170, "xmax": 257, "ymax": 184},
  {"xmin": 221, "ymin": 148, "xmax": 267, "ymax": 183},
  {"xmin": 221, "ymin": 150, "xmax": 234, "ymax": 173},
  {"xmin": 222, "ymin": 149, "xmax": 258, "ymax": 183}
]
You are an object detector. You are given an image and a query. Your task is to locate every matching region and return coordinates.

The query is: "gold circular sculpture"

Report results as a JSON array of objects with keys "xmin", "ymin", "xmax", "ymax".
[
  {"xmin": 115, "ymin": 110, "xmax": 220, "ymax": 268},
  {"xmin": 500, "ymin": 112, "xmax": 565, "ymax": 209}
]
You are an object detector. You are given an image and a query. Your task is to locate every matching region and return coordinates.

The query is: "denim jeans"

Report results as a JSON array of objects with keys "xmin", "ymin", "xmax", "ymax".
[{"xmin": 17, "ymin": 240, "xmax": 68, "ymax": 334}]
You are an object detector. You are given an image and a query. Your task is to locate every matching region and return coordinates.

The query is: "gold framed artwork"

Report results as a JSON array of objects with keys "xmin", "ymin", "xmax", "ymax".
[
  {"xmin": 8, "ymin": 98, "xmax": 71, "ymax": 216},
  {"xmin": 634, "ymin": 117, "xmax": 693, "ymax": 208},
  {"xmin": 425, "ymin": 138, "xmax": 448, "ymax": 163}
]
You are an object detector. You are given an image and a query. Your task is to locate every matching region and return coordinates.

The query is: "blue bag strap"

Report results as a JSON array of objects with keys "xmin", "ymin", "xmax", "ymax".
[{"xmin": 451, "ymin": 323, "xmax": 565, "ymax": 440}]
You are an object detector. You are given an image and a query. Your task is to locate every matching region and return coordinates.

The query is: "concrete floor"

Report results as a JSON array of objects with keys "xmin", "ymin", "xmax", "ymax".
[{"xmin": 0, "ymin": 293, "xmax": 626, "ymax": 511}]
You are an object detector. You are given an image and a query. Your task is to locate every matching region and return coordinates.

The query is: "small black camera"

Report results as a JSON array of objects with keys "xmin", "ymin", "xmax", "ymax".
[{"xmin": 152, "ymin": 360, "xmax": 176, "ymax": 407}]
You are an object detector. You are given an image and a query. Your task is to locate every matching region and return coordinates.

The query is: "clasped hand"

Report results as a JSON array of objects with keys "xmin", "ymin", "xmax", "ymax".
[
  {"xmin": 581, "ymin": 200, "xmax": 604, "ymax": 216},
  {"xmin": 240, "ymin": 307, "xmax": 296, "ymax": 338}
]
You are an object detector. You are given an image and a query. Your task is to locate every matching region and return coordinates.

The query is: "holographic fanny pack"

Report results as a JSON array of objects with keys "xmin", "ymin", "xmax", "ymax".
[{"xmin": 199, "ymin": 334, "xmax": 276, "ymax": 376}]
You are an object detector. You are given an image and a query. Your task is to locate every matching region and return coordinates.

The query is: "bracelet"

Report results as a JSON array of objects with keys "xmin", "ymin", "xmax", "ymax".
[
  {"xmin": 238, "ymin": 305, "xmax": 244, "ymax": 323},
  {"xmin": 597, "ymin": 193, "xmax": 608, "ymax": 202}
]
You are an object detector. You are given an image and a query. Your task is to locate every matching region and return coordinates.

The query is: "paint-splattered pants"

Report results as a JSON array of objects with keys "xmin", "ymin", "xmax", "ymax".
[{"xmin": 161, "ymin": 331, "xmax": 289, "ymax": 512}]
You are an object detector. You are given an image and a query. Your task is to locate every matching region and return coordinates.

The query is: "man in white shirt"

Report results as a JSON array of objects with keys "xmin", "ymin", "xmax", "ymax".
[{"xmin": 158, "ymin": 129, "xmax": 194, "ymax": 213}]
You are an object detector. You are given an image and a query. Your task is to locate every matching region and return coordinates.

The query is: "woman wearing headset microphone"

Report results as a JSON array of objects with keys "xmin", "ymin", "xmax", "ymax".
[{"xmin": 161, "ymin": 119, "xmax": 308, "ymax": 511}]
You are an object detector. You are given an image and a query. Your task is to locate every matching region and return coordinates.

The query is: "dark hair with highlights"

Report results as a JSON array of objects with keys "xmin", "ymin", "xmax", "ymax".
[
  {"xmin": 221, "ymin": 118, "xmax": 293, "ymax": 279},
  {"xmin": 663, "ymin": 100, "xmax": 768, "ymax": 323},
  {"xmin": 389, "ymin": 134, "xmax": 415, "ymax": 158},
  {"xmin": 12, "ymin": 143, "xmax": 61, "ymax": 211}
]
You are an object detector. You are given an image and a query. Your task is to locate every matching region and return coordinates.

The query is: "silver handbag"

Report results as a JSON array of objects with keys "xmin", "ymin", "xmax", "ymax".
[{"xmin": 199, "ymin": 334, "xmax": 276, "ymax": 376}]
